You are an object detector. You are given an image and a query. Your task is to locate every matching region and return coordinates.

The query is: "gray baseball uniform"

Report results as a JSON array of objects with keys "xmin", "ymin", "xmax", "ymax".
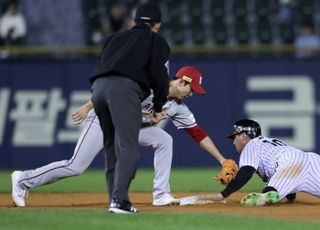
[
  {"xmin": 239, "ymin": 136, "xmax": 320, "ymax": 199},
  {"xmin": 16, "ymin": 94, "xmax": 197, "ymax": 200}
]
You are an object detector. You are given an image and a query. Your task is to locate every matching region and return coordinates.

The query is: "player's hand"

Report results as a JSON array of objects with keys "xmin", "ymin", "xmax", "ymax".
[
  {"xmin": 196, "ymin": 193, "xmax": 225, "ymax": 202},
  {"xmin": 72, "ymin": 105, "xmax": 90, "ymax": 125},
  {"xmin": 211, "ymin": 193, "xmax": 224, "ymax": 201},
  {"xmin": 151, "ymin": 112, "xmax": 166, "ymax": 124},
  {"xmin": 213, "ymin": 159, "xmax": 238, "ymax": 185}
]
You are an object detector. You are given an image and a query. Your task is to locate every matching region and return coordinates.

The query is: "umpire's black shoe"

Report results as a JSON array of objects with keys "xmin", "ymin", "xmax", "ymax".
[{"xmin": 109, "ymin": 199, "xmax": 139, "ymax": 214}]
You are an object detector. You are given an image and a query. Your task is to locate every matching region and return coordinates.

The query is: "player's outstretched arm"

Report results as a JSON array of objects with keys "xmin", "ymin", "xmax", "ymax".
[
  {"xmin": 184, "ymin": 126, "xmax": 239, "ymax": 185},
  {"xmin": 220, "ymin": 166, "xmax": 256, "ymax": 198},
  {"xmin": 199, "ymin": 136, "xmax": 225, "ymax": 164},
  {"xmin": 199, "ymin": 137, "xmax": 240, "ymax": 186},
  {"xmin": 72, "ymin": 100, "xmax": 94, "ymax": 125},
  {"xmin": 185, "ymin": 125, "xmax": 225, "ymax": 164}
]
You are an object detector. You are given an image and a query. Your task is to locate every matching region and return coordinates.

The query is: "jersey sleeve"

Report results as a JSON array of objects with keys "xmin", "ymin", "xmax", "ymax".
[
  {"xmin": 239, "ymin": 142, "xmax": 260, "ymax": 170},
  {"xmin": 166, "ymin": 102, "xmax": 197, "ymax": 129}
]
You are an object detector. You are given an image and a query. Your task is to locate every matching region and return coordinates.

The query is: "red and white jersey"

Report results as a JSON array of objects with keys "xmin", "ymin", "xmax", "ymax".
[{"xmin": 141, "ymin": 94, "xmax": 197, "ymax": 129}]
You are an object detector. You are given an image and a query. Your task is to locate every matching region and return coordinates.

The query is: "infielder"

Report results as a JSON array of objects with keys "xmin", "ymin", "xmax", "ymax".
[
  {"xmin": 12, "ymin": 66, "xmax": 231, "ymax": 207},
  {"xmin": 195, "ymin": 119, "xmax": 320, "ymax": 206}
]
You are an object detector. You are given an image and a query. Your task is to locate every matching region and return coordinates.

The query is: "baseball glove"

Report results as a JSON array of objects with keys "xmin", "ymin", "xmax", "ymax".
[{"xmin": 213, "ymin": 159, "xmax": 238, "ymax": 185}]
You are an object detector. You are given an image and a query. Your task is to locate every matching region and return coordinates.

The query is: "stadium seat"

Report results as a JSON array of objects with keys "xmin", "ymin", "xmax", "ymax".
[
  {"xmin": 279, "ymin": 23, "xmax": 295, "ymax": 44},
  {"xmin": 82, "ymin": 0, "xmax": 319, "ymax": 48},
  {"xmin": 297, "ymin": 0, "xmax": 314, "ymax": 23},
  {"xmin": 82, "ymin": 0, "xmax": 101, "ymax": 44},
  {"xmin": 255, "ymin": 0, "xmax": 269, "ymax": 19},
  {"xmin": 234, "ymin": 21, "xmax": 250, "ymax": 44},
  {"xmin": 211, "ymin": 0, "xmax": 225, "ymax": 20},
  {"xmin": 191, "ymin": 25, "xmax": 206, "ymax": 45},
  {"xmin": 124, "ymin": 0, "xmax": 140, "ymax": 11},
  {"xmin": 104, "ymin": 0, "xmax": 118, "ymax": 9},
  {"xmin": 257, "ymin": 20, "xmax": 273, "ymax": 44},
  {"xmin": 300, "ymin": 0, "xmax": 313, "ymax": 16},
  {"xmin": 166, "ymin": 0, "xmax": 181, "ymax": 20},
  {"xmin": 212, "ymin": 20, "xmax": 228, "ymax": 44},
  {"xmin": 234, "ymin": 0, "xmax": 247, "ymax": 20},
  {"xmin": 170, "ymin": 22, "xmax": 185, "ymax": 45},
  {"xmin": 167, "ymin": 11, "xmax": 180, "ymax": 24}
]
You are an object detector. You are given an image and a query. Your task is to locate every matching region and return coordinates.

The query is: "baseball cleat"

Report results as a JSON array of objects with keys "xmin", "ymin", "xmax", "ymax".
[
  {"xmin": 11, "ymin": 171, "xmax": 28, "ymax": 207},
  {"xmin": 240, "ymin": 191, "xmax": 280, "ymax": 207},
  {"xmin": 152, "ymin": 193, "xmax": 180, "ymax": 206},
  {"xmin": 108, "ymin": 199, "xmax": 139, "ymax": 214}
]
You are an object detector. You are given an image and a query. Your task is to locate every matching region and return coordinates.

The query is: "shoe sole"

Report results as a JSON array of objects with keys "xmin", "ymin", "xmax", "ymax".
[
  {"xmin": 241, "ymin": 192, "xmax": 280, "ymax": 207},
  {"xmin": 241, "ymin": 193, "xmax": 264, "ymax": 207},
  {"xmin": 109, "ymin": 207, "xmax": 138, "ymax": 214},
  {"xmin": 153, "ymin": 200, "xmax": 180, "ymax": 206}
]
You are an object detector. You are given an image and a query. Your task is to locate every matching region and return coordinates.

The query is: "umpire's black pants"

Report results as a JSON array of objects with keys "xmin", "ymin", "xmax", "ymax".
[{"xmin": 91, "ymin": 76, "xmax": 143, "ymax": 203}]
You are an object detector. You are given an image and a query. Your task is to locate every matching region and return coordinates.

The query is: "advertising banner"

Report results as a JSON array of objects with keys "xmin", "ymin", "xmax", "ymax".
[{"xmin": 1, "ymin": 59, "xmax": 319, "ymax": 168}]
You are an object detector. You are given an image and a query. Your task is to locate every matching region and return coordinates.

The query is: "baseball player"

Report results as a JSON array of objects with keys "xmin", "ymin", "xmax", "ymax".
[
  {"xmin": 11, "ymin": 66, "xmax": 231, "ymax": 208},
  {"xmin": 198, "ymin": 119, "xmax": 320, "ymax": 206}
]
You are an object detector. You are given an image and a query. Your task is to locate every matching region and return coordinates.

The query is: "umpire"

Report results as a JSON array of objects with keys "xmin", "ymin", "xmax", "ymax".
[{"xmin": 90, "ymin": 3, "xmax": 170, "ymax": 214}]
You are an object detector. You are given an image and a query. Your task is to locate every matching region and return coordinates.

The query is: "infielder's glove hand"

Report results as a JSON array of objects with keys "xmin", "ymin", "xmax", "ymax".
[{"xmin": 213, "ymin": 159, "xmax": 238, "ymax": 185}]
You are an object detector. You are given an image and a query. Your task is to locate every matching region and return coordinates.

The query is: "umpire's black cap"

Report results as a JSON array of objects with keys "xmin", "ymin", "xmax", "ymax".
[
  {"xmin": 227, "ymin": 119, "xmax": 261, "ymax": 139},
  {"xmin": 134, "ymin": 3, "xmax": 161, "ymax": 23}
]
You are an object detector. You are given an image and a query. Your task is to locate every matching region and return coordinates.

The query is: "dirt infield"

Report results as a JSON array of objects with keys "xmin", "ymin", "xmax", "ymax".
[{"xmin": 2, "ymin": 192, "xmax": 320, "ymax": 222}]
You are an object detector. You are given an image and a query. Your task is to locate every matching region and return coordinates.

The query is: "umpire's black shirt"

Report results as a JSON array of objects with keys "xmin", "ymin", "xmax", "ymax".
[{"xmin": 90, "ymin": 22, "xmax": 170, "ymax": 112}]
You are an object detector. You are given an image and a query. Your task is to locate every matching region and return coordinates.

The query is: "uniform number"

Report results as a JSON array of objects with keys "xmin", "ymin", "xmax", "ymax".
[{"xmin": 262, "ymin": 139, "xmax": 286, "ymax": 147}]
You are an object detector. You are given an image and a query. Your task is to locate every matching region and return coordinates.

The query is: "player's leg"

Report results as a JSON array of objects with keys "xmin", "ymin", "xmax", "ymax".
[
  {"xmin": 242, "ymin": 152, "xmax": 311, "ymax": 207},
  {"xmin": 261, "ymin": 186, "xmax": 296, "ymax": 203},
  {"xmin": 138, "ymin": 126, "xmax": 179, "ymax": 205},
  {"xmin": 17, "ymin": 113, "xmax": 103, "ymax": 188},
  {"xmin": 240, "ymin": 191, "xmax": 280, "ymax": 207},
  {"xmin": 139, "ymin": 126, "xmax": 173, "ymax": 197},
  {"xmin": 294, "ymin": 152, "xmax": 320, "ymax": 197},
  {"xmin": 267, "ymin": 152, "xmax": 310, "ymax": 199},
  {"xmin": 11, "ymin": 111, "xmax": 103, "ymax": 206}
]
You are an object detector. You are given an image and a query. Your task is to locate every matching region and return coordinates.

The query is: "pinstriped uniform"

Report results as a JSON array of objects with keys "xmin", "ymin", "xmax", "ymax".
[{"xmin": 239, "ymin": 136, "xmax": 320, "ymax": 199}]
